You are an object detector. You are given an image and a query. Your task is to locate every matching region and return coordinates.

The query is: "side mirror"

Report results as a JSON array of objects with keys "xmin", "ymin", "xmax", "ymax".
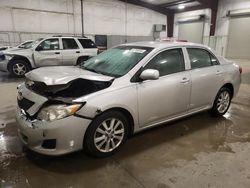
[
  {"xmin": 139, "ymin": 69, "xmax": 159, "ymax": 81},
  {"xmin": 35, "ymin": 45, "xmax": 43, "ymax": 51}
]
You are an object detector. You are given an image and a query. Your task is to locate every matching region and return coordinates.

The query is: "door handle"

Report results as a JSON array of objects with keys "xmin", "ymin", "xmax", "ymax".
[
  {"xmin": 76, "ymin": 51, "xmax": 80, "ymax": 53},
  {"xmin": 55, "ymin": 52, "xmax": 60, "ymax": 54},
  {"xmin": 180, "ymin": 77, "xmax": 190, "ymax": 83}
]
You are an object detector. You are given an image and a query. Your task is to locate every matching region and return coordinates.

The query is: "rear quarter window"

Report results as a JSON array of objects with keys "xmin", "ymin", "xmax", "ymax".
[{"xmin": 78, "ymin": 39, "xmax": 97, "ymax": 49}]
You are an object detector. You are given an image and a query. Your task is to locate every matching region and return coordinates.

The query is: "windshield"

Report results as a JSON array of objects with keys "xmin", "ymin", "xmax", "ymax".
[
  {"xmin": 81, "ymin": 46, "xmax": 153, "ymax": 77},
  {"xmin": 21, "ymin": 38, "xmax": 43, "ymax": 49}
]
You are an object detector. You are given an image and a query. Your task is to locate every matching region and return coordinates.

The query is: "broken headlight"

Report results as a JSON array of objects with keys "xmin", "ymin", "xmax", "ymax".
[
  {"xmin": 5, "ymin": 54, "xmax": 13, "ymax": 61},
  {"xmin": 37, "ymin": 104, "xmax": 82, "ymax": 122}
]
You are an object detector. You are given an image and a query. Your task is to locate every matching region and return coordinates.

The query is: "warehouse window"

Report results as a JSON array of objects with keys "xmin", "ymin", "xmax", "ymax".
[
  {"xmin": 79, "ymin": 39, "xmax": 97, "ymax": 48},
  {"xmin": 62, "ymin": 38, "xmax": 79, "ymax": 49}
]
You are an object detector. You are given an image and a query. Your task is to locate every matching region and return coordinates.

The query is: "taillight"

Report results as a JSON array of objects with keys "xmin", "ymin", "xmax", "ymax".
[{"xmin": 239, "ymin": 66, "xmax": 242, "ymax": 74}]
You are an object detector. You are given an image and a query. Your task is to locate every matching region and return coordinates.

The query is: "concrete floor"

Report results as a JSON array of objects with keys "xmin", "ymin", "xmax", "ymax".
[{"xmin": 0, "ymin": 60, "xmax": 250, "ymax": 188}]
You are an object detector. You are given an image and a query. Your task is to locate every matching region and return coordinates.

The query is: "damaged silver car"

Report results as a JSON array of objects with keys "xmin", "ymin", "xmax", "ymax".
[{"xmin": 16, "ymin": 41, "xmax": 241, "ymax": 157}]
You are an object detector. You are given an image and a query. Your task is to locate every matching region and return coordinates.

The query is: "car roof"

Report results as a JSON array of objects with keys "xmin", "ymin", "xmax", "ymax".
[
  {"xmin": 50, "ymin": 36, "xmax": 89, "ymax": 40},
  {"xmin": 120, "ymin": 41, "xmax": 208, "ymax": 50}
]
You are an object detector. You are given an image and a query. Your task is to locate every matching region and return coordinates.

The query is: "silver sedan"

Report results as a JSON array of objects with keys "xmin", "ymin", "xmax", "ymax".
[{"xmin": 16, "ymin": 41, "xmax": 241, "ymax": 157}]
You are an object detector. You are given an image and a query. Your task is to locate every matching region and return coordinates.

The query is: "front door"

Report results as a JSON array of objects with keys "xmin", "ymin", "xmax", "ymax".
[
  {"xmin": 34, "ymin": 38, "xmax": 62, "ymax": 67},
  {"xmin": 137, "ymin": 48, "xmax": 191, "ymax": 127}
]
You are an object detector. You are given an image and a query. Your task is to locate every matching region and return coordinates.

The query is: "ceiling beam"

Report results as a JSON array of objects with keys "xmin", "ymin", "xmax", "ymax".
[
  {"xmin": 118, "ymin": 0, "xmax": 173, "ymax": 15},
  {"xmin": 210, "ymin": 0, "xmax": 219, "ymax": 36},
  {"xmin": 196, "ymin": 0, "xmax": 212, "ymax": 7},
  {"xmin": 167, "ymin": 12, "xmax": 174, "ymax": 37},
  {"xmin": 159, "ymin": 0, "xmax": 196, "ymax": 8},
  {"xmin": 174, "ymin": 4, "xmax": 209, "ymax": 13}
]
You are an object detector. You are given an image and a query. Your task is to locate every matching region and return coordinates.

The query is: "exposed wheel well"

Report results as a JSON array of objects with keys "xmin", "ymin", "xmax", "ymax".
[
  {"xmin": 76, "ymin": 56, "xmax": 90, "ymax": 65},
  {"xmin": 7, "ymin": 55, "xmax": 32, "ymax": 71},
  {"xmin": 222, "ymin": 83, "xmax": 234, "ymax": 97},
  {"xmin": 97, "ymin": 107, "xmax": 135, "ymax": 137}
]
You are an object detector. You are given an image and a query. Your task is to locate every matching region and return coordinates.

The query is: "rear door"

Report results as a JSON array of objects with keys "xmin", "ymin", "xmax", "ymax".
[
  {"xmin": 33, "ymin": 38, "xmax": 62, "ymax": 67},
  {"xmin": 61, "ymin": 38, "xmax": 81, "ymax": 65},
  {"xmin": 186, "ymin": 48, "xmax": 223, "ymax": 110},
  {"xmin": 137, "ymin": 48, "xmax": 191, "ymax": 127}
]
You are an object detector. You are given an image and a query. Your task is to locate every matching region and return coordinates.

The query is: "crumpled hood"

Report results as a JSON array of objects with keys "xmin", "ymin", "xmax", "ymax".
[
  {"xmin": 5, "ymin": 47, "xmax": 25, "ymax": 52},
  {"xmin": 25, "ymin": 66, "xmax": 114, "ymax": 85},
  {"xmin": 4, "ymin": 48, "xmax": 33, "ymax": 56}
]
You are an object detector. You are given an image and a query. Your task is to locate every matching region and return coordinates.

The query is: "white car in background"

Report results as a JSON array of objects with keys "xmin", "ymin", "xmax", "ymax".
[
  {"xmin": 0, "ymin": 36, "xmax": 98, "ymax": 77},
  {"xmin": 0, "ymin": 41, "xmax": 35, "ymax": 61}
]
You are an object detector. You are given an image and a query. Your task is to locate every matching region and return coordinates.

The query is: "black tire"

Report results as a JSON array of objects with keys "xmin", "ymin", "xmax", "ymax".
[
  {"xmin": 210, "ymin": 87, "xmax": 232, "ymax": 116},
  {"xmin": 84, "ymin": 111, "xmax": 129, "ymax": 157},
  {"xmin": 76, "ymin": 56, "xmax": 89, "ymax": 65},
  {"xmin": 8, "ymin": 59, "xmax": 30, "ymax": 77}
]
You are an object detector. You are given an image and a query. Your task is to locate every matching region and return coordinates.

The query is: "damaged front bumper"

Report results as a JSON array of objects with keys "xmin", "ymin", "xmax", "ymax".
[
  {"xmin": 0, "ymin": 59, "xmax": 8, "ymax": 72},
  {"xmin": 16, "ymin": 107, "xmax": 92, "ymax": 156},
  {"xmin": 16, "ymin": 83, "xmax": 93, "ymax": 156}
]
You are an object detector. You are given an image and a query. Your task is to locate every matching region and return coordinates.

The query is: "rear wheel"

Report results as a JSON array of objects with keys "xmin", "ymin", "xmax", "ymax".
[
  {"xmin": 211, "ymin": 87, "xmax": 232, "ymax": 116},
  {"xmin": 84, "ymin": 111, "xmax": 129, "ymax": 157},
  {"xmin": 9, "ymin": 60, "xmax": 30, "ymax": 77},
  {"xmin": 76, "ymin": 56, "xmax": 89, "ymax": 65}
]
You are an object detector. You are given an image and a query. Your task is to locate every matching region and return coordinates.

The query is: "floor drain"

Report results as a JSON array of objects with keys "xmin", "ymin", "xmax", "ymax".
[{"xmin": 0, "ymin": 123, "xmax": 6, "ymax": 129}]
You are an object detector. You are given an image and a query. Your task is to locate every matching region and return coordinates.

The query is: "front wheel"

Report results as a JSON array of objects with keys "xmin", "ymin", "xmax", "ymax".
[
  {"xmin": 84, "ymin": 111, "xmax": 129, "ymax": 157},
  {"xmin": 8, "ymin": 60, "xmax": 30, "ymax": 77},
  {"xmin": 211, "ymin": 87, "xmax": 232, "ymax": 116}
]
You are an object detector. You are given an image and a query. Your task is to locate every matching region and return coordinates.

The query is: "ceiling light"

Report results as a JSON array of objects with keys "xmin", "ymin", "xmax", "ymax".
[{"xmin": 178, "ymin": 5, "xmax": 185, "ymax": 10}]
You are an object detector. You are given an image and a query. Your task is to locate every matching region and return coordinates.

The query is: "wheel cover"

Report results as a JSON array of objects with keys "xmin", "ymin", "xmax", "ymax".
[
  {"xmin": 217, "ymin": 91, "xmax": 230, "ymax": 113},
  {"xmin": 13, "ymin": 63, "xmax": 26, "ymax": 76},
  {"xmin": 94, "ymin": 118, "xmax": 125, "ymax": 153}
]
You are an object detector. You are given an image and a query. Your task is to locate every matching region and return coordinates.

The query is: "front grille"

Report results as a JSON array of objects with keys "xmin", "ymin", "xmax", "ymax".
[
  {"xmin": 42, "ymin": 139, "xmax": 56, "ymax": 149},
  {"xmin": 17, "ymin": 98, "xmax": 35, "ymax": 111}
]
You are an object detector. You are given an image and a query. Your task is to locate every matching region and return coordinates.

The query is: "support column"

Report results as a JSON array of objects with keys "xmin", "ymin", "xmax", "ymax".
[
  {"xmin": 167, "ymin": 12, "xmax": 174, "ymax": 37},
  {"xmin": 210, "ymin": 0, "xmax": 218, "ymax": 36}
]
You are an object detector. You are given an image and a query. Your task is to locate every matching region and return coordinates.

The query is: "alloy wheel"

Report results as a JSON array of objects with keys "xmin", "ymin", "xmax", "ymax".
[
  {"xmin": 13, "ymin": 63, "xmax": 27, "ymax": 76},
  {"xmin": 94, "ymin": 118, "xmax": 125, "ymax": 153},
  {"xmin": 217, "ymin": 91, "xmax": 230, "ymax": 113}
]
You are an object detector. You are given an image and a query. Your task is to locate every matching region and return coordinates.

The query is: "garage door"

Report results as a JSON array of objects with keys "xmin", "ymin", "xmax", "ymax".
[
  {"xmin": 227, "ymin": 16, "xmax": 250, "ymax": 59},
  {"xmin": 178, "ymin": 21, "xmax": 204, "ymax": 44}
]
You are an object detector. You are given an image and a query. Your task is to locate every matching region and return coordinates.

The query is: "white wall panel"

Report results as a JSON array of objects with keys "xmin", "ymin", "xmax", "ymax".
[
  {"xmin": 0, "ymin": 7, "xmax": 13, "ymax": 31},
  {"xmin": 216, "ymin": 0, "xmax": 250, "ymax": 36},
  {"xmin": 215, "ymin": 0, "xmax": 250, "ymax": 57},
  {"xmin": 0, "ymin": 0, "xmax": 167, "ymax": 46},
  {"xmin": 12, "ymin": 9, "xmax": 41, "ymax": 32},
  {"xmin": 39, "ymin": 12, "xmax": 74, "ymax": 33}
]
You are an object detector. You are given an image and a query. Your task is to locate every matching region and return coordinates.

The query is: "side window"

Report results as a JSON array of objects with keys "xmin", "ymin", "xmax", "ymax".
[
  {"xmin": 78, "ymin": 39, "xmax": 97, "ymax": 48},
  {"xmin": 62, "ymin": 38, "xmax": 79, "ymax": 49},
  {"xmin": 144, "ymin": 48, "xmax": 185, "ymax": 77},
  {"xmin": 187, "ymin": 48, "xmax": 218, "ymax": 69},
  {"xmin": 38, "ymin": 38, "xmax": 59, "ymax": 51}
]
